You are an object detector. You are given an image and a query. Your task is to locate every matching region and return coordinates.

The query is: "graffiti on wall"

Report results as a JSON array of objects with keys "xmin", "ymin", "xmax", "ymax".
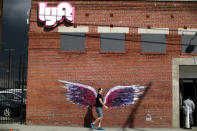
[
  {"xmin": 59, "ymin": 80, "xmax": 146, "ymax": 108},
  {"xmin": 38, "ymin": 2, "xmax": 75, "ymax": 28}
]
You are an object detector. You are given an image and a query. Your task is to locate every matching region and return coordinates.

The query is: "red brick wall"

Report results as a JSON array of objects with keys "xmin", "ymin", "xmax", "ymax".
[{"xmin": 27, "ymin": 0, "xmax": 197, "ymax": 127}]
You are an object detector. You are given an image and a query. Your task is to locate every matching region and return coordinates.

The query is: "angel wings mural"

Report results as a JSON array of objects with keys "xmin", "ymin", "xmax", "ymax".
[{"xmin": 59, "ymin": 80, "xmax": 147, "ymax": 108}]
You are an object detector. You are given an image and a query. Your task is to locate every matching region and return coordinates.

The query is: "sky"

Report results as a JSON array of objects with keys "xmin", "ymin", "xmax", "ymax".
[{"xmin": 0, "ymin": 0, "xmax": 31, "ymax": 65}]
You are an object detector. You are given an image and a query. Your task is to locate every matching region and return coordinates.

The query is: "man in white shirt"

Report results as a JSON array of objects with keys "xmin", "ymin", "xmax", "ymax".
[{"xmin": 183, "ymin": 96, "xmax": 195, "ymax": 128}]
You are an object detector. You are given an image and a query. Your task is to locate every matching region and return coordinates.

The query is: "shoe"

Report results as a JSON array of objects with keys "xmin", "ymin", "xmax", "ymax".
[
  {"xmin": 97, "ymin": 127, "xmax": 104, "ymax": 130},
  {"xmin": 90, "ymin": 123, "xmax": 95, "ymax": 129}
]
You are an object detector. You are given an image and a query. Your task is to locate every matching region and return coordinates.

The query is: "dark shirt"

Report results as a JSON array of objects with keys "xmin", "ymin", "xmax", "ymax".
[{"xmin": 95, "ymin": 94, "xmax": 103, "ymax": 108}]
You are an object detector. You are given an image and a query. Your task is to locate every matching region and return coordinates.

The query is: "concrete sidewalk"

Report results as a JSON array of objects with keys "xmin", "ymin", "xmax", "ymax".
[{"xmin": 0, "ymin": 124, "xmax": 197, "ymax": 131}]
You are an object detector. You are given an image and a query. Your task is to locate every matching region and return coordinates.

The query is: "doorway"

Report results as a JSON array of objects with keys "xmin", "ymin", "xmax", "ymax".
[{"xmin": 180, "ymin": 78, "xmax": 197, "ymax": 127}]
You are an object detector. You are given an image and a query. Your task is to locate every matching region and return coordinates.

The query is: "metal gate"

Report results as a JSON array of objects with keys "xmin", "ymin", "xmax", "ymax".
[{"xmin": 0, "ymin": 55, "xmax": 27, "ymax": 123}]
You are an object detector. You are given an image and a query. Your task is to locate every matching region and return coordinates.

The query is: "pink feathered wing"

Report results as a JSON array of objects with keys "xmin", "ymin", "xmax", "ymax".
[
  {"xmin": 104, "ymin": 85, "xmax": 146, "ymax": 108},
  {"xmin": 59, "ymin": 80, "xmax": 97, "ymax": 107}
]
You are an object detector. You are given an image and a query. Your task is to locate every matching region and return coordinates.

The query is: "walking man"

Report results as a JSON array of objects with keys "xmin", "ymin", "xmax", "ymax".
[
  {"xmin": 91, "ymin": 88, "xmax": 108, "ymax": 130},
  {"xmin": 183, "ymin": 96, "xmax": 195, "ymax": 129}
]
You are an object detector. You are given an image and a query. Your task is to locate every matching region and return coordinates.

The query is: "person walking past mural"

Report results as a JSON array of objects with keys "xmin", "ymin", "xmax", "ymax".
[
  {"xmin": 59, "ymin": 80, "xmax": 147, "ymax": 130},
  {"xmin": 183, "ymin": 96, "xmax": 195, "ymax": 129},
  {"xmin": 91, "ymin": 88, "xmax": 108, "ymax": 130}
]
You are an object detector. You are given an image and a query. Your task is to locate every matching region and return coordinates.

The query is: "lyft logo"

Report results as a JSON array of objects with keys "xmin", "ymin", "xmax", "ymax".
[{"xmin": 38, "ymin": 2, "xmax": 75, "ymax": 28}]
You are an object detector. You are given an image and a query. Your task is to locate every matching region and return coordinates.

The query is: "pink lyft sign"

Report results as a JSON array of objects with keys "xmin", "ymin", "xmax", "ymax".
[{"xmin": 38, "ymin": 2, "xmax": 75, "ymax": 28}]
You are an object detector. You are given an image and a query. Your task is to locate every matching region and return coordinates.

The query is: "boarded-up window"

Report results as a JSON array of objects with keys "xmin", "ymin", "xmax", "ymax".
[
  {"xmin": 182, "ymin": 35, "xmax": 197, "ymax": 54},
  {"xmin": 100, "ymin": 33, "xmax": 125, "ymax": 52},
  {"xmin": 141, "ymin": 34, "xmax": 166, "ymax": 53},
  {"xmin": 60, "ymin": 33, "xmax": 85, "ymax": 51}
]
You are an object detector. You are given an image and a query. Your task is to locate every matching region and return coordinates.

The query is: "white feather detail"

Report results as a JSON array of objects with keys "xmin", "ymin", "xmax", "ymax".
[{"xmin": 59, "ymin": 80, "xmax": 97, "ymax": 97}]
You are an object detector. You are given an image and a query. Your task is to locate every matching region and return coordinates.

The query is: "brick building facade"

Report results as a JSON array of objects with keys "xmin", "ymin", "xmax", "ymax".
[{"xmin": 27, "ymin": 0, "xmax": 197, "ymax": 128}]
